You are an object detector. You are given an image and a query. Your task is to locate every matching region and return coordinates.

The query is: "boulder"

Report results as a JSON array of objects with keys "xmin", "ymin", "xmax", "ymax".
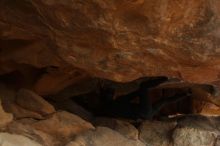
[
  {"xmin": 33, "ymin": 67, "xmax": 89, "ymax": 96},
  {"xmin": 31, "ymin": 111, "xmax": 94, "ymax": 139},
  {"xmin": 94, "ymin": 117, "xmax": 138, "ymax": 140},
  {"xmin": 139, "ymin": 120, "xmax": 176, "ymax": 146},
  {"xmin": 0, "ymin": 132, "xmax": 43, "ymax": 146},
  {"xmin": 0, "ymin": 84, "xmax": 42, "ymax": 120},
  {"xmin": 173, "ymin": 127, "xmax": 216, "ymax": 146},
  {"xmin": 16, "ymin": 89, "xmax": 55, "ymax": 115},
  {"xmin": 172, "ymin": 115, "xmax": 220, "ymax": 146},
  {"xmin": 66, "ymin": 127, "xmax": 145, "ymax": 146},
  {"xmin": 4, "ymin": 102, "xmax": 44, "ymax": 119},
  {"xmin": 7, "ymin": 121, "xmax": 58, "ymax": 146}
]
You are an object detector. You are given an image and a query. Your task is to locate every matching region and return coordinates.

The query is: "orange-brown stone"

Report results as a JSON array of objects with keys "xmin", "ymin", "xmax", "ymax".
[{"xmin": 0, "ymin": 0, "xmax": 220, "ymax": 85}]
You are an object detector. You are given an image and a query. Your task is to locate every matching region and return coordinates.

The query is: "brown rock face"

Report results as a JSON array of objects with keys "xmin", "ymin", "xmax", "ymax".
[
  {"xmin": 31, "ymin": 111, "xmax": 95, "ymax": 139},
  {"xmin": 66, "ymin": 127, "xmax": 145, "ymax": 146},
  {"xmin": 0, "ymin": 0, "xmax": 220, "ymax": 84},
  {"xmin": 16, "ymin": 89, "xmax": 55, "ymax": 115},
  {"xmin": 0, "ymin": 100, "xmax": 13, "ymax": 128},
  {"xmin": 139, "ymin": 120, "xmax": 176, "ymax": 146}
]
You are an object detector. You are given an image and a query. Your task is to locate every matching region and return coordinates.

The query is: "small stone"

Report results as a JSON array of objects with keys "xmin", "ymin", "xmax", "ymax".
[
  {"xmin": 94, "ymin": 117, "xmax": 138, "ymax": 140},
  {"xmin": 4, "ymin": 103, "xmax": 44, "ymax": 119},
  {"xmin": 0, "ymin": 132, "xmax": 43, "ymax": 146},
  {"xmin": 66, "ymin": 127, "xmax": 145, "ymax": 146},
  {"xmin": 32, "ymin": 111, "xmax": 94, "ymax": 139},
  {"xmin": 16, "ymin": 89, "xmax": 55, "ymax": 115},
  {"xmin": 139, "ymin": 120, "xmax": 176, "ymax": 146}
]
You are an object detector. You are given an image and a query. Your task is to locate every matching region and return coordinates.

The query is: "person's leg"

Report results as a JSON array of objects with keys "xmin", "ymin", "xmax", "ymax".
[
  {"xmin": 138, "ymin": 90, "xmax": 153, "ymax": 119},
  {"xmin": 151, "ymin": 91, "xmax": 192, "ymax": 117},
  {"xmin": 138, "ymin": 77, "xmax": 168, "ymax": 119}
]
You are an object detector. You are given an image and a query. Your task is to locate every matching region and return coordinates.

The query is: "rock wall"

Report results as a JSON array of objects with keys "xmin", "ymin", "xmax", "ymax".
[{"xmin": 1, "ymin": 0, "xmax": 220, "ymax": 88}]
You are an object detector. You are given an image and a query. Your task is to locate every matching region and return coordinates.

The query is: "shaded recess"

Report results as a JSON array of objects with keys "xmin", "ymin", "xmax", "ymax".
[{"xmin": 0, "ymin": 62, "xmax": 220, "ymax": 120}]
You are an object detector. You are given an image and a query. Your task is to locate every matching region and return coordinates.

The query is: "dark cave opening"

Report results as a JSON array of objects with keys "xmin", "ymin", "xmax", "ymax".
[
  {"xmin": 65, "ymin": 76, "xmax": 217, "ymax": 121},
  {"xmin": 0, "ymin": 68, "xmax": 218, "ymax": 121}
]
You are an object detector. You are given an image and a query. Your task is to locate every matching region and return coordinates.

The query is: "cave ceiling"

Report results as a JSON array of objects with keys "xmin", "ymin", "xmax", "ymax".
[{"xmin": 0, "ymin": 0, "xmax": 220, "ymax": 94}]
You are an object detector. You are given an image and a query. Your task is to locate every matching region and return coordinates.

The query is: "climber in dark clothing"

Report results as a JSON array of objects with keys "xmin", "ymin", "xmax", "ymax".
[{"xmin": 100, "ymin": 77, "xmax": 192, "ymax": 120}]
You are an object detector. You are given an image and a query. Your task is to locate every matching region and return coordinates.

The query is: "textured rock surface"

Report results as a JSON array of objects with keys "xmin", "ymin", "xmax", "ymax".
[
  {"xmin": 0, "ymin": 85, "xmax": 32, "ymax": 120},
  {"xmin": 94, "ymin": 118, "xmax": 139, "ymax": 140},
  {"xmin": 33, "ymin": 67, "xmax": 89, "ymax": 96},
  {"xmin": 7, "ymin": 121, "xmax": 59, "ymax": 146},
  {"xmin": 31, "ymin": 111, "xmax": 94, "ymax": 139},
  {"xmin": 0, "ymin": 0, "xmax": 220, "ymax": 86},
  {"xmin": 16, "ymin": 89, "xmax": 55, "ymax": 115},
  {"xmin": 5, "ymin": 102, "xmax": 44, "ymax": 119},
  {"xmin": 0, "ymin": 100, "xmax": 13, "ymax": 128},
  {"xmin": 66, "ymin": 127, "xmax": 145, "ymax": 146},
  {"xmin": 173, "ymin": 128, "xmax": 216, "ymax": 146},
  {"xmin": 139, "ymin": 120, "xmax": 176, "ymax": 146},
  {"xmin": 0, "ymin": 87, "xmax": 54, "ymax": 119},
  {"xmin": 172, "ymin": 115, "xmax": 220, "ymax": 146},
  {"xmin": 0, "ymin": 132, "xmax": 43, "ymax": 146}
]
